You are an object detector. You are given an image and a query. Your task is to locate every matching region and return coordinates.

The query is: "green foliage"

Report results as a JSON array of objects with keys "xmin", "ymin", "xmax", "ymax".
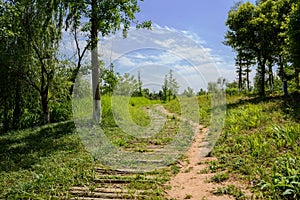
[
  {"xmin": 181, "ymin": 87, "xmax": 195, "ymax": 97},
  {"xmin": 49, "ymin": 66, "xmax": 73, "ymax": 123},
  {"xmin": 259, "ymin": 154, "xmax": 300, "ymax": 199},
  {"xmin": 225, "ymin": 0, "xmax": 300, "ymax": 96},
  {"xmin": 197, "ymin": 88, "xmax": 207, "ymax": 96},
  {"xmin": 288, "ymin": 1, "xmax": 300, "ymax": 88},
  {"xmin": 0, "ymin": 122, "xmax": 95, "ymax": 199},
  {"xmin": 213, "ymin": 94, "xmax": 300, "ymax": 199},
  {"xmin": 0, "ymin": 0, "xmax": 153, "ymax": 131},
  {"xmin": 100, "ymin": 63, "xmax": 118, "ymax": 95},
  {"xmin": 0, "ymin": 0, "xmax": 73, "ymax": 129},
  {"xmin": 65, "ymin": 0, "xmax": 151, "ymax": 39},
  {"xmin": 114, "ymin": 73, "xmax": 139, "ymax": 96},
  {"xmin": 213, "ymin": 185, "xmax": 246, "ymax": 200},
  {"xmin": 160, "ymin": 70, "xmax": 179, "ymax": 102},
  {"xmin": 209, "ymin": 172, "xmax": 229, "ymax": 183},
  {"xmin": 270, "ymin": 123, "xmax": 300, "ymax": 151}
]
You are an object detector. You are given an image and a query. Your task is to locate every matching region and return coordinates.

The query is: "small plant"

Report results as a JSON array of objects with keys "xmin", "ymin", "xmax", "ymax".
[
  {"xmin": 259, "ymin": 155, "xmax": 300, "ymax": 199},
  {"xmin": 209, "ymin": 161, "xmax": 218, "ymax": 173},
  {"xmin": 184, "ymin": 194, "xmax": 192, "ymax": 199},
  {"xmin": 183, "ymin": 167, "xmax": 193, "ymax": 173},
  {"xmin": 209, "ymin": 172, "xmax": 229, "ymax": 183},
  {"xmin": 212, "ymin": 185, "xmax": 246, "ymax": 199},
  {"xmin": 198, "ymin": 168, "xmax": 209, "ymax": 174},
  {"xmin": 170, "ymin": 165, "xmax": 180, "ymax": 175}
]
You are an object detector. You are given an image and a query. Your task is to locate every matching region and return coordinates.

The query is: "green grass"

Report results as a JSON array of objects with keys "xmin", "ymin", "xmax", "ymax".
[
  {"xmin": 164, "ymin": 95, "xmax": 212, "ymax": 126},
  {"xmin": 0, "ymin": 121, "xmax": 95, "ymax": 199},
  {"xmin": 212, "ymin": 184, "xmax": 247, "ymax": 200},
  {"xmin": 100, "ymin": 96, "xmax": 179, "ymax": 149},
  {"xmin": 209, "ymin": 172, "xmax": 229, "ymax": 183},
  {"xmin": 212, "ymin": 93, "xmax": 300, "ymax": 199},
  {"xmin": 101, "ymin": 95, "xmax": 159, "ymax": 127},
  {"xmin": 2, "ymin": 93, "xmax": 299, "ymax": 199}
]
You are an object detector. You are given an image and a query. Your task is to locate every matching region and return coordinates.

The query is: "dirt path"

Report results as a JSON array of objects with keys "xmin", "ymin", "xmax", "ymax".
[
  {"xmin": 156, "ymin": 105, "xmax": 250, "ymax": 200},
  {"xmin": 166, "ymin": 125, "xmax": 234, "ymax": 200},
  {"xmin": 69, "ymin": 105, "xmax": 251, "ymax": 200}
]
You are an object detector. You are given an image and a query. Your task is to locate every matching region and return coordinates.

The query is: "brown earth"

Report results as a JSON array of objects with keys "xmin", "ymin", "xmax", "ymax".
[{"xmin": 156, "ymin": 105, "xmax": 252, "ymax": 200}]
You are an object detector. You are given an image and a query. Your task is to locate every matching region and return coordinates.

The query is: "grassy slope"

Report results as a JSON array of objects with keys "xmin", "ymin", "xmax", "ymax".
[
  {"xmin": 0, "ymin": 121, "xmax": 95, "ymax": 199},
  {"xmin": 1, "ymin": 94, "xmax": 299, "ymax": 199},
  {"xmin": 212, "ymin": 93, "xmax": 300, "ymax": 199},
  {"xmin": 0, "ymin": 96, "xmax": 168, "ymax": 199},
  {"xmin": 163, "ymin": 94, "xmax": 300, "ymax": 199}
]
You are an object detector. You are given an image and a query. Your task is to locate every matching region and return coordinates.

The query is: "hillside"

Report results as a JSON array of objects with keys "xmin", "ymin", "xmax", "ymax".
[{"xmin": 0, "ymin": 94, "xmax": 299, "ymax": 199}]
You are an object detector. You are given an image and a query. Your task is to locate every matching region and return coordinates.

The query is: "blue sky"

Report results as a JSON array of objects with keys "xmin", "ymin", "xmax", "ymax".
[
  {"xmin": 66, "ymin": 0, "xmax": 257, "ymax": 92},
  {"xmin": 136, "ymin": 0, "xmax": 257, "ymax": 61},
  {"xmin": 102, "ymin": 0, "xmax": 259, "ymax": 92},
  {"xmin": 136, "ymin": 0, "xmax": 234, "ymax": 55}
]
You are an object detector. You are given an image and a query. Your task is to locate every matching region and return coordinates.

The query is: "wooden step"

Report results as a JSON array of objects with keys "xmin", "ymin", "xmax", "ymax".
[
  {"xmin": 70, "ymin": 186, "xmax": 146, "ymax": 194},
  {"xmin": 93, "ymin": 178, "xmax": 155, "ymax": 184},
  {"xmin": 70, "ymin": 198, "xmax": 126, "ymax": 200},
  {"xmin": 69, "ymin": 189, "xmax": 147, "ymax": 199}
]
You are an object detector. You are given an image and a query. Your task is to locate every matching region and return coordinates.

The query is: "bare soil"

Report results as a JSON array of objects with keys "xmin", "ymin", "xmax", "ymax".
[{"xmin": 156, "ymin": 105, "xmax": 252, "ymax": 200}]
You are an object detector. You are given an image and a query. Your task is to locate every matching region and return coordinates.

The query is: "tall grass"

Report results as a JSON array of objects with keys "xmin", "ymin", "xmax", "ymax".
[
  {"xmin": 0, "ymin": 122, "xmax": 95, "ymax": 199},
  {"xmin": 213, "ymin": 95, "xmax": 300, "ymax": 199}
]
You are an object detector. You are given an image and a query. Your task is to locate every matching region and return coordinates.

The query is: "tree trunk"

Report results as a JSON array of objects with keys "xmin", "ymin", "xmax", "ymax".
[
  {"xmin": 238, "ymin": 65, "xmax": 242, "ymax": 93},
  {"xmin": 295, "ymin": 67, "xmax": 299, "ymax": 89},
  {"xmin": 41, "ymin": 90, "xmax": 50, "ymax": 124},
  {"xmin": 91, "ymin": 0, "xmax": 101, "ymax": 123},
  {"xmin": 3, "ymin": 96, "xmax": 9, "ymax": 132},
  {"xmin": 246, "ymin": 65, "xmax": 250, "ymax": 92},
  {"xmin": 69, "ymin": 68, "xmax": 79, "ymax": 97},
  {"xmin": 268, "ymin": 63, "xmax": 274, "ymax": 92},
  {"xmin": 278, "ymin": 55, "xmax": 288, "ymax": 96},
  {"xmin": 13, "ymin": 81, "xmax": 22, "ymax": 129},
  {"xmin": 283, "ymin": 80, "xmax": 288, "ymax": 97},
  {"xmin": 259, "ymin": 57, "xmax": 266, "ymax": 97}
]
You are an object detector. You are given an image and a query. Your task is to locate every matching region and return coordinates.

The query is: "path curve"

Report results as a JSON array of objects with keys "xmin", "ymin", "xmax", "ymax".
[{"xmin": 155, "ymin": 105, "xmax": 249, "ymax": 200}]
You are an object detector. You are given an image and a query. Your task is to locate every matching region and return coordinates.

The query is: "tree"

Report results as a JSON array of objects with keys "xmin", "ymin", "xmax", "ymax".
[
  {"xmin": 65, "ymin": 0, "xmax": 151, "ymax": 122},
  {"xmin": 168, "ymin": 70, "xmax": 179, "ymax": 101},
  {"xmin": 22, "ymin": 0, "xmax": 65, "ymax": 124},
  {"xmin": 101, "ymin": 63, "xmax": 118, "ymax": 95},
  {"xmin": 0, "ymin": 0, "xmax": 66, "ymax": 126},
  {"xmin": 225, "ymin": 2, "xmax": 258, "ymax": 93},
  {"xmin": 0, "ymin": 1, "xmax": 23, "ymax": 130},
  {"xmin": 182, "ymin": 87, "xmax": 195, "ymax": 97},
  {"xmin": 137, "ymin": 71, "xmax": 143, "ymax": 97},
  {"xmin": 197, "ymin": 88, "xmax": 207, "ymax": 96},
  {"xmin": 288, "ymin": 1, "xmax": 300, "ymax": 89},
  {"xmin": 161, "ymin": 75, "xmax": 168, "ymax": 101},
  {"xmin": 207, "ymin": 82, "xmax": 218, "ymax": 94},
  {"xmin": 114, "ymin": 73, "xmax": 138, "ymax": 96},
  {"xmin": 224, "ymin": 0, "xmax": 293, "ymax": 96},
  {"xmin": 235, "ymin": 50, "xmax": 255, "ymax": 92}
]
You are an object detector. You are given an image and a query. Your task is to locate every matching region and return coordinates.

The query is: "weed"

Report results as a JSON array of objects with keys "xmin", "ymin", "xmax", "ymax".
[
  {"xmin": 212, "ymin": 185, "xmax": 246, "ymax": 199},
  {"xmin": 170, "ymin": 165, "xmax": 180, "ymax": 175},
  {"xmin": 259, "ymin": 154, "xmax": 300, "ymax": 199},
  {"xmin": 184, "ymin": 194, "xmax": 192, "ymax": 199},
  {"xmin": 209, "ymin": 172, "xmax": 229, "ymax": 183},
  {"xmin": 209, "ymin": 161, "xmax": 219, "ymax": 173},
  {"xmin": 213, "ymin": 94, "xmax": 300, "ymax": 199},
  {"xmin": 183, "ymin": 167, "xmax": 193, "ymax": 173},
  {"xmin": 198, "ymin": 168, "xmax": 209, "ymax": 174},
  {"xmin": 0, "ymin": 122, "xmax": 95, "ymax": 199}
]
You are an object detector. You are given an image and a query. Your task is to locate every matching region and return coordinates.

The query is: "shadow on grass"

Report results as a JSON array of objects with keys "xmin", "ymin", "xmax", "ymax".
[
  {"xmin": 226, "ymin": 92, "xmax": 300, "ymax": 122},
  {"xmin": 0, "ymin": 121, "xmax": 77, "ymax": 172}
]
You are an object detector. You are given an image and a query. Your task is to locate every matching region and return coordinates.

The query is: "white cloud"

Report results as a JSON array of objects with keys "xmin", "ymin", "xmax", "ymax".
[
  {"xmin": 61, "ymin": 25, "xmax": 233, "ymax": 91},
  {"xmin": 100, "ymin": 26, "xmax": 226, "ymax": 90}
]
